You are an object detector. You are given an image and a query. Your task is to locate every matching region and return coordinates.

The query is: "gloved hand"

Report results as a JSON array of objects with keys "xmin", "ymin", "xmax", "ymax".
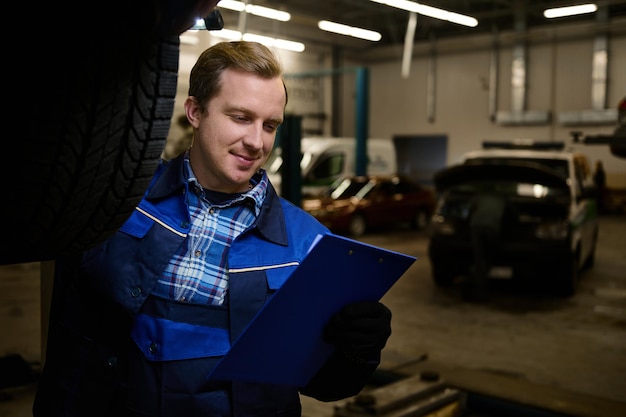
[{"xmin": 323, "ymin": 301, "xmax": 392, "ymax": 363}]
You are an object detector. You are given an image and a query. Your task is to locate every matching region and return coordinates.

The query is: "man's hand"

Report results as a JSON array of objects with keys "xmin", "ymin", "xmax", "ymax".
[{"xmin": 323, "ymin": 301, "xmax": 392, "ymax": 363}]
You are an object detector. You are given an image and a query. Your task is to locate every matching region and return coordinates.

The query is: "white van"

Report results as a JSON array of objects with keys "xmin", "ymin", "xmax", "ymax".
[{"xmin": 264, "ymin": 137, "xmax": 397, "ymax": 197}]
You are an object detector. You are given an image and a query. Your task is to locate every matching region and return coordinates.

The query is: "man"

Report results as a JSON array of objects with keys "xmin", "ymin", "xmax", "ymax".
[
  {"xmin": 465, "ymin": 192, "xmax": 507, "ymax": 302},
  {"xmin": 593, "ymin": 160, "xmax": 607, "ymax": 213},
  {"xmin": 33, "ymin": 41, "xmax": 392, "ymax": 417}
]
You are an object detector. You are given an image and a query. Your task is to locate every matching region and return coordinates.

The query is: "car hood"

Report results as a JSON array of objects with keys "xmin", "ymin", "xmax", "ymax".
[{"xmin": 434, "ymin": 162, "xmax": 568, "ymax": 191}]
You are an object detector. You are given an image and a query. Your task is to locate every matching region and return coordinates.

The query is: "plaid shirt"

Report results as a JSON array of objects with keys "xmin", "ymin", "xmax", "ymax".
[{"xmin": 153, "ymin": 152, "xmax": 266, "ymax": 305}]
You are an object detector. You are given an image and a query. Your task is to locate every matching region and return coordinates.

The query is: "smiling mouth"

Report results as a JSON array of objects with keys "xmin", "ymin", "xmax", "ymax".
[
  {"xmin": 232, "ymin": 153, "xmax": 260, "ymax": 169},
  {"xmin": 234, "ymin": 152, "xmax": 256, "ymax": 162}
]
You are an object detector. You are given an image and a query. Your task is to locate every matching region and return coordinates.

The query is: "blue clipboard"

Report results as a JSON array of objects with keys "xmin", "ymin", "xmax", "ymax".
[{"xmin": 206, "ymin": 233, "xmax": 416, "ymax": 386}]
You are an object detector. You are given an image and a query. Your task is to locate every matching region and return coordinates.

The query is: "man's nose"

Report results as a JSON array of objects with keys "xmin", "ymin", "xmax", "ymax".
[{"xmin": 243, "ymin": 123, "xmax": 265, "ymax": 149}]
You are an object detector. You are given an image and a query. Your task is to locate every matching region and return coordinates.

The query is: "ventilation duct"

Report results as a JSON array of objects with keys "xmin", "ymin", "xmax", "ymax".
[
  {"xmin": 558, "ymin": 6, "xmax": 618, "ymax": 126},
  {"xmin": 495, "ymin": 6, "xmax": 550, "ymax": 126}
]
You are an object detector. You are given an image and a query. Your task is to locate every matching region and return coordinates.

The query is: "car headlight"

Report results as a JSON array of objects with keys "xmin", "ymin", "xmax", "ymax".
[{"xmin": 535, "ymin": 221, "xmax": 569, "ymax": 239}]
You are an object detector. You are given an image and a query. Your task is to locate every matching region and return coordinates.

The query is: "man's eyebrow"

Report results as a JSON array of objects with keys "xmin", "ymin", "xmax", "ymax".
[
  {"xmin": 225, "ymin": 105, "xmax": 252, "ymax": 115},
  {"xmin": 269, "ymin": 117, "xmax": 284, "ymax": 125},
  {"xmin": 226, "ymin": 105, "xmax": 283, "ymax": 125}
]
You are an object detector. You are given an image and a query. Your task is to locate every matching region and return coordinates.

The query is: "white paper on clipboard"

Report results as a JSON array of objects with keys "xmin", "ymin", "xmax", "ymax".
[{"xmin": 206, "ymin": 233, "xmax": 416, "ymax": 386}]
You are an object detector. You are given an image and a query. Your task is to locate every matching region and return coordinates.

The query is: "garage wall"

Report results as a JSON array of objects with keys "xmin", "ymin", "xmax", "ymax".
[
  {"xmin": 343, "ymin": 26, "xmax": 626, "ymax": 187},
  {"xmin": 172, "ymin": 18, "xmax": 626, "ymax": 187}
]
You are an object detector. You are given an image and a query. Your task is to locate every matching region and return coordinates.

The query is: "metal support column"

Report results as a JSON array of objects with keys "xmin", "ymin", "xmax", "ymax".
[
  {"xmin": 355, "ymin": 67, "xmax": 369, "ymax": 176},
  {"xmin": 278, "ymin": 114, "xmax": 303, "ymax": 206}
]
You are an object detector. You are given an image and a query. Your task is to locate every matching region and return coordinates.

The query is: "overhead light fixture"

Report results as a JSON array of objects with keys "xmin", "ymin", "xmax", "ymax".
[
  {"xmin": 318, "ymin": 20, "xmax": 382, "ymax": 41},
  {"xmin": 207, "ymin": 27, "xmax": 305, "ymax": 52},
  {"xmin": 203, "ymin": 27, "xmax": 242, "ymax": 40},
  {"xmin": 369, "ymin": 0, "xmax": 478, "ymax": 27},
  {"xmin": 243, "ymin": 33, "xmax": 305, "ymax": 52},
  {"xmin": 543, "ymin": 3, "xmax": 597, "ymax": 18},
  {"xmin": 218, "ymin": 0, "xmax": 291, "ymax": 21}
]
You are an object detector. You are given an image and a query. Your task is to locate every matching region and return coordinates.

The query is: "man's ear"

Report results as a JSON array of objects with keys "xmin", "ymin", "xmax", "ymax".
[{"xmin": 184, "ymin": 97, "xmax": 203, "ymax": 129}]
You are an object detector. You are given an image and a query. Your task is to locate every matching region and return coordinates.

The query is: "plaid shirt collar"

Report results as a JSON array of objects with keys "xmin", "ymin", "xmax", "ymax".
[{"xmin": 182, "ymin": 150, "xmax": 266, "ymax": 216}]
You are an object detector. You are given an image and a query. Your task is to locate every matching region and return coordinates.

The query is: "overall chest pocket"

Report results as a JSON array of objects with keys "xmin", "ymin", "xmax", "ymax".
[
  {"xmin": 131, "ymin": 313, "xmax": 231, "ymax": 361},
  {"xmin": 265, "ymin": 264, "xmax": 298, "ymax": 291}
]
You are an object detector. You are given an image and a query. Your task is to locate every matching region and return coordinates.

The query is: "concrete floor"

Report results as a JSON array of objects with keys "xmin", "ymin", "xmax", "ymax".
[{"xmin": 1, "ymin": 215, "xmax": 625, "ymax": 417}]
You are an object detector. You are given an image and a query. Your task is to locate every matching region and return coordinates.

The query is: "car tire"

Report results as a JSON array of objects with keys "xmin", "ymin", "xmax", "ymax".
[
  {"xmin": 582, "ymin": 247, "xmax": 596, "ymax": 270},
  {"xmin": 432, "ymin": 266, "xmax": 456, "ymax": 287},
  {"xmin": 412, "ymin": 210, "xmax": 430, "ymax": 230},
  {"xmin": 348, "ymin": 214, "xmax": 367, "ymax": 237},
  {"xmin": 582, "ymin": 228, "xmax": 599, "ymax": 270},
  {"xmin": 556, "ymin": 253, "xmax": 579, "ymax": 297},
  {"xmin": 1, "ymin": 2, "xmax": 192, "ymax": 265}
]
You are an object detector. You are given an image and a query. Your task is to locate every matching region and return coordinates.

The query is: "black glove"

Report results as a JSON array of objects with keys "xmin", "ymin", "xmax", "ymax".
[{"xmin": 323, "ymin": 301, "xmax": 392, "ymax": 363}]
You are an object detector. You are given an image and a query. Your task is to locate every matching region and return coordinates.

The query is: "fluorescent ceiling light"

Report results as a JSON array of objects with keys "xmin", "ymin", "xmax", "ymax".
[
  {"xmin": 207, "ymin": 27, "xmax": 305, "ymax": 52},
  {"xmin": 544, "ymin": 3, "xmax": 597, "ymax": 18},
  {"xmin": 370, "ymin": 0, "xmax": 478, "ymax": 27},
  {"xmin": 204, "ymin": 27, "xmax": 243, "ymax": 40},
  {"xmin": 218, "ymin": 0, "xmax": 245, "ymax": 12},
  {"xmin": 180, "ymin": 33, "xmax": 200, "ymax": 45},
  {"xmin": 219, "ymin": 0, "xmax": 291, "ymax": 21},
  {"xmin": 243, "ymin": 33, "xmax": 304, "ymax": 52},
  {"xmin": 246, "ymin": 5, "xmax": 291, "ymax": 21},
  {"xmin": 318, "ymin": 20, "xmax": 382, "ymax": 41}
]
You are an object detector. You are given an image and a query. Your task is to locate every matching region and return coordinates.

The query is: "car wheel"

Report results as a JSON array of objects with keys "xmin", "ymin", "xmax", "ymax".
[
  {"xmin": 582, "ymin": 228, "xmax": 599, "ymax": 270},
  {"xmin": 556, "ymin": 253, "xmax": 579, "ymax": 297},
  {"xmin": 3, "ymin": 38, "xmax": 177, "ymax": 265},
  {"xmin": 2, "ymin": 0, "xmax": 219, "ymax": 265},
  {"xmin": 432, "ymin": 266, "xmax": 456, "ymax": 287},
  {"xmin": 412, "ymin": 210, "xmax": 430, "ymax": 230},
  {"xmin": 582, "ymin": 243, "xmax": 596, "ymax": 270},
  {"xmin": 348, "ymin": 214, "xmax": 367, "ymax": 237}
]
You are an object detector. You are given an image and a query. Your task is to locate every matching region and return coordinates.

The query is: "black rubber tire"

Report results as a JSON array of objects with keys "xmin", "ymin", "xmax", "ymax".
[
  {"xmin": 582, "ymin": 227, "xmax": 599, "ymax": 270},
  {"xmin": 432, "ymin": 266, "xmax": 456, "ymax": 287},
  {"xmin": 556, "ymin": 253, "xmax": 580, "ymax": 297},
  {"xmin": 0, "ymin": 1, "xmax": 202, "ymax": 265},
  {"xmin": 411, "ymin": 209, "xmax": 430, "ymax": 230}
]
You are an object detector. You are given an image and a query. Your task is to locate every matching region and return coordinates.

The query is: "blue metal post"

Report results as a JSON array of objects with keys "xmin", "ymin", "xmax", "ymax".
[
  {"xmin": 355, "ymin": 67, "xmax": 369, "ymax": 176},
  {"xmin": 278, "ymin": 114, "xmax": 302, "ymax": 206}
]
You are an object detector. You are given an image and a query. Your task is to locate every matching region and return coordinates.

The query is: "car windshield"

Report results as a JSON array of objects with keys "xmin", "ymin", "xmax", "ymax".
[
  {"xmin": 465, "ymin": 157, "xmax": 569, "ymax": 178},
  {"xmin": 264, "ymin": 148, "xmax": 306, "ymax": 175},
  {"xmin": 328, "ymin": 178, "xmax": 375, "ymax": 200},
  {"xmin": 448, "ymin": 179, "xmax": 569, "ymax": 199}
]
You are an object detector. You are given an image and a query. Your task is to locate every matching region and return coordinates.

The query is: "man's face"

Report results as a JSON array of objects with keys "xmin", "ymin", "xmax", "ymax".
[{"xmin": 187, "ymin": 68, "xmax": 286, "ymax": 193}]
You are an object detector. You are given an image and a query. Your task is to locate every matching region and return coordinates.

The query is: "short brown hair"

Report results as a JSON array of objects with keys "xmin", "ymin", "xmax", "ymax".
[{"xmin": 188, "ymin": 41, "xmax": 286, "ymax": 111}]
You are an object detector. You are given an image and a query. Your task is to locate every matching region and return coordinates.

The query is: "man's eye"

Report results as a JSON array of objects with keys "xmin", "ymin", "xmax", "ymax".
[{"xmin": 265, "ymin": 122, "xmax": 282, "ymax": 132}]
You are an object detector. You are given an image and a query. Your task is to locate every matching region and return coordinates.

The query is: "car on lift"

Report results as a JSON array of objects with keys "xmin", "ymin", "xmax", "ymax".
[
  {"xmin": 302, "ymin": 174, "xmax": 435, "ymax": 237},
  {"xmin": 1, "ymin": 1, "xmax": 223, "ymax": 266},
  {"xmin": 428, "ymin": 140, "xmax": 599, "ymax": 297}
]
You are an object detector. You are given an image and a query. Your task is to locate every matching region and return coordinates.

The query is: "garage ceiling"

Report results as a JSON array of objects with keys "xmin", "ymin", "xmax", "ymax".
[{"xmin": 216, "ymin": 0, "xmax": 626, "ymax": 54}]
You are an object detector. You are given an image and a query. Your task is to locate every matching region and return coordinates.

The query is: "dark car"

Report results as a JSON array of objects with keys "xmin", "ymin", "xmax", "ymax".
[
  {"xmin": 302, "ymin": 175, "xmax": 436, "ymax": 237},
  {"xmin": 428, "ymin": 141, "xmax": 599, "ymax": 296}
]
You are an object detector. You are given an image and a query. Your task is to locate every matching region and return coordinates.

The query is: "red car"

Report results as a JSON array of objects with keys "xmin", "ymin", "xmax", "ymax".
[{"xmin": 302, "ymin": 175, "xmax": 436, "ymax": 237}]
